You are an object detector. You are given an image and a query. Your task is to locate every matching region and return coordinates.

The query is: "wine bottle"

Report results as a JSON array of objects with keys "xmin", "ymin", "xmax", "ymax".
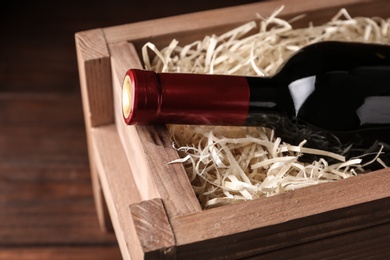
[{"xmin": 122, "ymin": 41, "xmax": 390, "ymax": 164}]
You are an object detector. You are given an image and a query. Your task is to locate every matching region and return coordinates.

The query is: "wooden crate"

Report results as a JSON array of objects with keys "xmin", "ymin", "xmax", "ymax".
[{"xmin": 75, "ymin": 0, "xmax": 390, "ymax": 259}]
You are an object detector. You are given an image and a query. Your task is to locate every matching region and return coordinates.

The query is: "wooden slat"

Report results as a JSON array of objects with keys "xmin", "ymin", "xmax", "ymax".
[
  {"xmin": 109, "ymin": 41, "xmax": 202, "ymax": 219},
  {"xmin": 102, "ymin": 0, "xmax": 386, "ymax": 45},
  {"xmin": 0, "ymin": 246, "xmax": 122, "ymax": 260},
  {"xmin": 91, "ymin": 124, "xmax": 144, "ymax": 260},
  {"xmin": 0, "ymin": 93, "xmax": 118, "ymax": 247},
  {"xmin": 170, "ymin": 168, "xmax": 390, "ymax": 258},
  {"xmin": 254, "ymin": 222, "xmax": 390, "ymax": 259},
  {"xmin": 102, "ymin": 0, "xmax": 390, "ymax": 66},
  {"xmin": 75, "ymin": 28, "xmax": 115, "ymax": 231},
  {"xmin": 108, "ymin": 41, "xmax": 160, "ymax": 202}
]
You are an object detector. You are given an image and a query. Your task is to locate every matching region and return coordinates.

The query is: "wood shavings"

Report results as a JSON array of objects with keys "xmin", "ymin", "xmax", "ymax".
[
  {"xmin": 142, "ymin": 7, "xmax": 390, "ymax": 209},
  {"xmin": 142, "ymin": 6, "xmax": 390, "ymax": 77},
  {"xmin": 169, "ymin": 126, "xmax": 363, "ymax": 208}
]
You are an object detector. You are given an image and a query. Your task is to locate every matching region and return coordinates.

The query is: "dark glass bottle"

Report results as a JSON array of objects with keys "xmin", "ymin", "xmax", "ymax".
[{"xmin": 122, "ymin": 41, "xmax": 390, "ymax": 165}]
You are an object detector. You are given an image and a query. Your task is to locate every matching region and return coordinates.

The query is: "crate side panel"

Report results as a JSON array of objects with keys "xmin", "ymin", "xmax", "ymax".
[
  {"xmin": 172, "ymin": 168, "xmax": 390, "ymax": 258},
  {"xmin": 251, "ymin": 221, "xmax": 390, "ymax": 259},
  {"xmin": 108, "ymin": 41, "xmax": 160, "ymax": 202},
  {"xmin": 103, "ymin": 0, "xmax": 390, "ymax": 65},
  {"xmin": 175, "ymin": 197, "xmax": 390, "ymax": 259},
  {"xmin": 102, "ymin": 0, "xmax": 370, "ymax": 44},
  {"xmin": 75, "ymin": 28, "xmax": 115, "ymax": 231},
  {"xmin": 109, "ymin": 41, "xmax": 202, "ymax": 218},
  {"xmin": 92, "ymin": 125, "xmax": 145, "ymax": 260}
]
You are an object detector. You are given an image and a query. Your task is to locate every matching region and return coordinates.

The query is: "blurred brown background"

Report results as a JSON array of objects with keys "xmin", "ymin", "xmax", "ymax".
[{"xmin": 0, "ymin": 1, "xmax": 260, "ymax": 259}]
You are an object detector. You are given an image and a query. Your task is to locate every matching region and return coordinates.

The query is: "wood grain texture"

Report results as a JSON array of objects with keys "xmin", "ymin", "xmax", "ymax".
[
  {"xmin": 75, "ymin": 29, "xmax": 114, "ymax": 128},
  {"xmin": 251, "ymin": 222, "xmax": 390, "ymax": 259},
  {"xmin": 0, "ymin": 247, "xmax": 122, "ymax": 260},
  {"xmin": 130, "ymin": 198, "xmax": 176, "ymax": 259},
  {"xmin": 91, "ymin": 124, "xmax": 144, "ymax": 260},
  {"xmin": 75, "ymin": 28, "xmax": 116, "ymax": 231},
  {"xmin": 0, "ymin": 94, "xmax": 120, "ymax": 256},
  {"xmin": 103, "ymin": 0, "xmax": 390, "ymax": 66},
  {"xmin": 171, "ymin": 168, "xmax": 390, "ymax": 258},
  {"xmin": 109, "ymin": 42, "xmax": 160, "ymax": 202},
  {"xmin": 102, "ymin": 0, "xmax": 388, "ymax": 45}
]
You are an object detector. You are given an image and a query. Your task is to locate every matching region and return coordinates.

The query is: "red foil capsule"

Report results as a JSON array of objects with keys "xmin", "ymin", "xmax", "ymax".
[{"xmin": 122, "ymin": 69, "xmax": 250, "ymax": 125}]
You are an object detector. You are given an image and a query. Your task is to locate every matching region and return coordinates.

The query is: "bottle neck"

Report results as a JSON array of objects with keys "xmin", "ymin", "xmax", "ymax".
[
  {"xmin": 245, "ymin": 76, "xmax": 295, "ymax": 126},
  {"xmin": 122, "ymin": 69, "xmax": 292, "ymax": 126},
  {"xmin": 123, "ymin": 70, "xmax": 250, "ymax": 125}
]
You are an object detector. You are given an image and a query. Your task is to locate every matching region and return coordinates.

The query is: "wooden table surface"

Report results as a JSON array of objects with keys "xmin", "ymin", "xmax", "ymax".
[{"xmin": 0, "ymin": 1, "xmax": 259, "ymax": 259}]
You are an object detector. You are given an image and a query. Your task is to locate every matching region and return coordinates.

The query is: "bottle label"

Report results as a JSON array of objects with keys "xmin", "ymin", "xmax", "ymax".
[{"xmin": 288, "ymin": 76, "xmax": 316, "ymax": 116}]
